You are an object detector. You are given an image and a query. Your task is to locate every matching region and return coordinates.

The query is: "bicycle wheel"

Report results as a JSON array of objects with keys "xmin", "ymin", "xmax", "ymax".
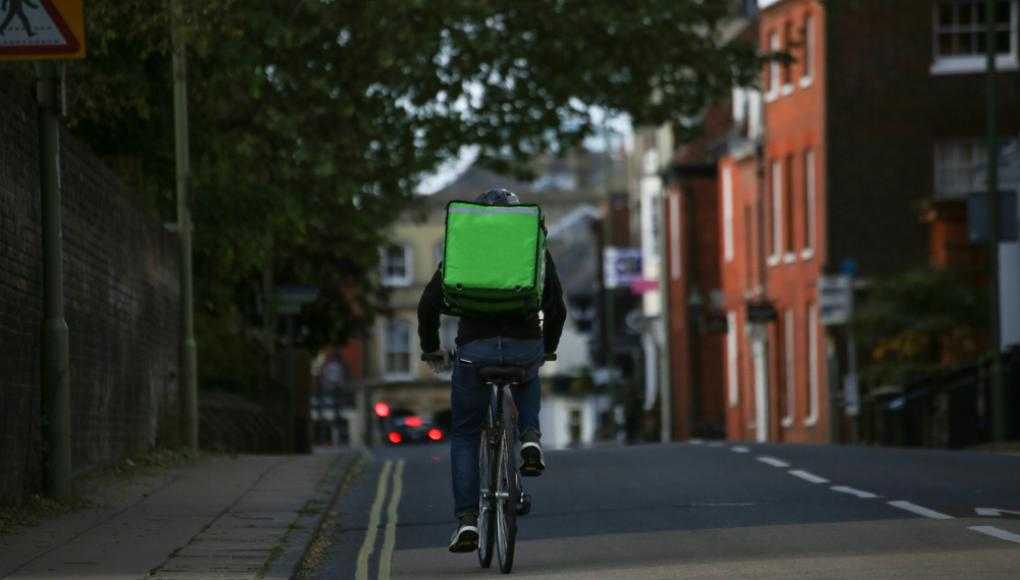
[
  {"xmin": 477, "ymin": 426, "xmax": 496, "ymax": 568},
  {"xmin": 495, "ymin": 425, "xmax": 519, "ymax": 573}
]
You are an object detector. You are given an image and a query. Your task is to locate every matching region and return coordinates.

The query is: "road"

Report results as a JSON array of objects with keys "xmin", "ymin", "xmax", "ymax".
[{"xmin": 302, "ymin": 441, "xmax": 1020, "ymax": 579}]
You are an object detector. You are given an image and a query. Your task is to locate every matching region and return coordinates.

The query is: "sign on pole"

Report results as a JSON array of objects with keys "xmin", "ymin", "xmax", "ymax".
[
  {"xmin": 0, "ymin": 0, "xmax": 85, "ymax": 61},
  {"xmin": 819, "ymin": 275, "xmax": 853, "ymax": 326},
  {"xmin": 603, "ymin": 247, "xmax": 642, "ymax": 290}
]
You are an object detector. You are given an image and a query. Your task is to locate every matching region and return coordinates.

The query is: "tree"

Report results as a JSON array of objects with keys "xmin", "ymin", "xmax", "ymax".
[
  {"xmin": 2, "ymin": 0, "xmax": 760, "ymax": 360},
  {"xmin": 857, "ymin": 268, "xmax": 989, "ymax": 387}
]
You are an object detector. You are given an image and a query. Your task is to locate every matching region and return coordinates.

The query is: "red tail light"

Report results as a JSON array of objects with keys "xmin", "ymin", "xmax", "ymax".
[
  {"xmin": 404, "ymin": 416, "xmax": 424, "ymax": 428},
  {"xmin": 374, "ymin": 402, "xmax": 391, "ymax": 418},
  {"xmin": 427, "ymin": 428, "xmax": 444, "ymax": 441},
  {"xmin": 387, "ymin": 431, "xmax": 403, "ymax": 444}
]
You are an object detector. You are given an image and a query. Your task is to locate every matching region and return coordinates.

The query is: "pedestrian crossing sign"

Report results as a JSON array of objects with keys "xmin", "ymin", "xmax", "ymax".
[{"xmin": 0, "ymin": 0, "xmax": 84, "ymax": 61}]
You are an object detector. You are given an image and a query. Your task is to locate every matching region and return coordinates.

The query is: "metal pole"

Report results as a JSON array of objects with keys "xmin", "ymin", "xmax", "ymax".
[
  {"xmin": 657, "ymin": 188, "xmax": 673, "ymax": 443},
  {"xmin": 986, "ymin": 0, "xmax": 1005, "ymax": 441},
  {"xmin": 604, "ymin": 200, "xmax": 623, "ymax": 442},
  {"xmin": 172, "ymin": 1, "xmax": 199, "ymax": 450},
  {"xmin": 36, "ymin": 61, "xmax": 71, "ymax": 498},
  {"xmin": 286, "ymin": 315, "xmax": 296, "ymax": 452}
]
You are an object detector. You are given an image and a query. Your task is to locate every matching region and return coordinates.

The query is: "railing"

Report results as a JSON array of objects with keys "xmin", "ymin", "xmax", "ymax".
[{"xmin": 863, "ymin": 346, "xmax": 1019, "ymax": 448}]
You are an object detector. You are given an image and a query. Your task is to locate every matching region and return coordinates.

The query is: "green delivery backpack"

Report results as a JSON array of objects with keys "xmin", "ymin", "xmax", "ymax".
[{"xmin": 441, "ymin": 201, "xmax": 546, "ymax": 317}]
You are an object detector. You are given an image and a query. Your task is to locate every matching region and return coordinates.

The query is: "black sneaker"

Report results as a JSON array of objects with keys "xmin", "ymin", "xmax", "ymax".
[
  {"xmin": 448, "ymin": 514, "xmax": 479, "ymax": 553},
  {"xmin": 520, "ymin": 442, "xmax": 545, "ymax": 477}
]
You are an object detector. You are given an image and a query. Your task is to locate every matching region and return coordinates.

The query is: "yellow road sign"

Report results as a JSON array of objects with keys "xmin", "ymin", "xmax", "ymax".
[{"xmin": 0, "ymin": 0, "xmax": 85, "ymax": 61}]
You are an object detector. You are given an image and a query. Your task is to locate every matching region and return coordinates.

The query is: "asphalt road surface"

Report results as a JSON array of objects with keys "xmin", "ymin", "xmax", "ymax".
[{"xmin": 302, "ymin": 441, "xmax": 1020, "ymax": 579}]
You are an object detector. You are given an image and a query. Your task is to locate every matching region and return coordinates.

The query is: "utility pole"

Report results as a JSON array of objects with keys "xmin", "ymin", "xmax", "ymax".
[
  {"xmin": 655, "ymin": 187, "xmax": 673, "ymax": 443},
  {"xmin": 172, "ymin": 1, "xmax": 199, "ymax": 450},
  {"xmin": 985, "ymin": 0, "xmax": 1006, "ymax": 442},
  {"xmin": 36, "ymin": 61, "xmax": 71, "ymax": 498}
]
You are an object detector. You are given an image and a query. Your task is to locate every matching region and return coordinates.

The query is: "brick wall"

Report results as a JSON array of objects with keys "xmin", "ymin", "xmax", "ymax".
[
  {"xmin": 825, "ymin": 0, "xmax": 1020, "ymax": 276},
  {"xmin": 0, "ymin": 87, "xmax": 180, "ymax": 502}
]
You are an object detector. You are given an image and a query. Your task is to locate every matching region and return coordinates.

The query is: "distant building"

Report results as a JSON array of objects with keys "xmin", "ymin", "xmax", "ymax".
[{"xmin": 367, "ymin": 150, "xmax": 624, "ymax": 448}]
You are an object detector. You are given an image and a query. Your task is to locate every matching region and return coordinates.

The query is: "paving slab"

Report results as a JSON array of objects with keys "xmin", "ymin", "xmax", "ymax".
[{"xmin": 0, "ymin": 449, "xmax": 359, "ymax": 580}]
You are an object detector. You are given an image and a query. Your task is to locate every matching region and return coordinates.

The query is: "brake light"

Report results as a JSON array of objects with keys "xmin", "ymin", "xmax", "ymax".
[
  {"xmin": 404, "ymin": 416, "xmax": 423, "ymax": 428},
  {"xmin": 388, "ymin": 431, "xmax": 403, "ymax": 444},
  {"xmin": 374, "ymin": 402, "xmax": 391, "ymax": 418},
  {"xmin": 427, "ymin": 428, "xmax": 443, "ymax": 441}
]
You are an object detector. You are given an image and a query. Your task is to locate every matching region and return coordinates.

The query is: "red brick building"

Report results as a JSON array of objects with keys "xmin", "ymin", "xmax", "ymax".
[{"xmin": 715, "ymin": 0, "xmax": 1020, "ymax": 443}]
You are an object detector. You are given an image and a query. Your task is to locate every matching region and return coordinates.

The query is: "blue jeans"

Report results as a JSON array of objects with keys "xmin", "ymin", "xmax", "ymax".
[{"xmin": 450, "ymin": 337, "xmax": 543, "ymax": 517}]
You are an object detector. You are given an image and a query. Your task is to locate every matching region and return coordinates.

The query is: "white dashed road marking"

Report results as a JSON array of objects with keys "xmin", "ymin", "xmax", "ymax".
[
  {"xmin": 968, "ymin": 525, "xmax": 1020, "ymax": 544},
  {"xmin": 707, "ymin": 441, "xmax": 725, "ymax": 448},
  {"xmin": 830, "ymin": 485, "xmax": 879, "ymax": 499},
  {"xmin": 975, "ymin": 507, "xmax": 1020, "ymax": 517},
  {"xmin": 756, "ymin": 456, "xmax": 790, "ymax": 468},
  {"xmin": 888, "ymin": 500, "xmax": 954, "ymax": 520},
  {"xmin": 731, "ymin": 446, "xmax": 750, "ymax": 453},
  {"xmin": 788, "ymin": 469, "xmax": 829, "ymax": 484}
]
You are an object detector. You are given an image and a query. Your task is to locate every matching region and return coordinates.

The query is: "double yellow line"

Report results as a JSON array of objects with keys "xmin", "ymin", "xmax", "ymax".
[{"xmin": 356, "ymin": 459, "xmax": 406, "ymax": 580}]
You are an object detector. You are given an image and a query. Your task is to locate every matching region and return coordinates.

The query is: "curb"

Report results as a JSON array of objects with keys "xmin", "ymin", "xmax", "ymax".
[{"xmin": 262, "ymin": 450, "xmax": 367, "ymax": 580}]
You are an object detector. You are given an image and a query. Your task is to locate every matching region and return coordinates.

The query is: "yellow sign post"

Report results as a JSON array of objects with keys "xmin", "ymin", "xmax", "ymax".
[{"xmin": 0, "ymin": 0, "xmax": 85, "ymax": 61}]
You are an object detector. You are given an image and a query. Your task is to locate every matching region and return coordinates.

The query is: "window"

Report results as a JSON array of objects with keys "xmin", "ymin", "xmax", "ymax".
[
  {"xmin": 722, "ymin": 166, "xmax": 735, "ymax": 263},
  {"xmin": 782, "ymin": 308, "xmax": 795, "ymax": 428},
  {"xmin": 935, "ymin": 138, "xmax": 1020, "ymax": 198},
  {"xmin": 801, "ymin": 14, "xmax": 815, "ymax": 86},
  {"xmin": 935, "ymin": 139, "xmax": 986, "ymax": 198},
  {"xmin": 440, "ymin": 316, "xmax": 458, "ymax": 351},
  {"xmin": 784, "ymin": 155, "xmax": 796, "ymax": 258},
  {"xmin": 727, "ymin": 311, "xmax": 740, "ymax": 408},
  {"xmin": 769, "ymin": 160, "xmax": 782, "ymax": 264},
  {"xmin": 433, "ymin": 239, "xmax": 447, "ymax": 271},
  {"xmin": 803, "ymin": 149, "xmax": 816, "ymax": 257},
  {"xmin": 805, "ymin": 302, "xmax": 820, "ymax": 426},
  {"xmin": 766, "ymin": 31, "xmax": 781, "ymax": 99},
  {"xmin": 384, "ymin": 318, "xmax": 412, "ymax": 376},
  {"xmin": 932, "ymin": 1, "xmax": 1019, "ymax": 74},
  {"xmin": 381, "ymin": 244, "xmax": 413, "ymax": 286},
  {"xmin": 782, "ymin": 21, "xmax": 794, "ymax": 91}
]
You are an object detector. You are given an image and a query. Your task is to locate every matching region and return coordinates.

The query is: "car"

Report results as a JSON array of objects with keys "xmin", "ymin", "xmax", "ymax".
[{"xmin": 374, "ymin": 403, "xmax": 445, "ymax": 445}]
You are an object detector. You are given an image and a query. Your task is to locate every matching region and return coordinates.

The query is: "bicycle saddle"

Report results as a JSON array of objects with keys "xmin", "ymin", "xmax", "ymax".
[{"xmin": 478, "ymin": 366, "xmax": 527, "ymax": 384}]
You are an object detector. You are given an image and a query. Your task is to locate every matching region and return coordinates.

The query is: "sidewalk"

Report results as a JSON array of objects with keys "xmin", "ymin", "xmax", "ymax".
[{"xmin": 0, "ymin": 449, "xmax": 361, "ymax": 580}]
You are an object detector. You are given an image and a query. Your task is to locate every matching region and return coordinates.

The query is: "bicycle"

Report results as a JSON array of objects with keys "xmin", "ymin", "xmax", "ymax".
[{"xmin": 424, "ymin": 351, "xmax": 553, "ymax": 574}]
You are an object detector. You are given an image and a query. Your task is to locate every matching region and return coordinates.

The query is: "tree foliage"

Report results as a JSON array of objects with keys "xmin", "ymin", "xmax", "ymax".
[
  {"xmin": 2, "ymin": 0, "xmax": 759, "ymax": 352},
  {"xmin": 857, "ymin": 268, "xmax": 989, "ymax": 386}
]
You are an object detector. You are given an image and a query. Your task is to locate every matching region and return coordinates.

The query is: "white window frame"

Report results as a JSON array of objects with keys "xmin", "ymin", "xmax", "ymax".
[
  {"xmin": 931, "ymin": 0, "xmax": 1020, "ymax": 75},
  {"xmin": 768, "ymin": 160, "xmax": 783, "ymax": 266},
  {"xmin": 804, "ymin": 303, "xmax": 820, "ymax": 426},
  {"xmin": 800, "ymin": 14, "xmax": 815, "ymax": 88},
  {"xmin": 383, "ymin": 317, "xmax": 413, "ymax": 379},
  {"xmin": 722, "ymin": 167, "xmax": 735, "ymax": 263},
  {"xmin": 802, "ymin": 149, "xmax": 816, "ymax": 259},
  {"xmin": 381, "ymin": 243, "xmax": 413, "ymax": 287},
  {"xmin": 782, "ymin": 308, "xmax": 795, "ymax": 428},
  {"xmin": 766, "ymin": 31, "xmax": 782, "ymax": 101},
  {"xmin": 726, "ymin": 311, "xmax": 740, "ymax": 408},
  {"xmin": 669, "ymin": 193, "xmax": 682, "ymax": 280}
]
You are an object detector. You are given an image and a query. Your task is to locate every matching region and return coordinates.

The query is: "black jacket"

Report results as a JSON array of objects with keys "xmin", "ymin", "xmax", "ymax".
[{"xmin": 417, "ymin": 251, "xmax": 567, "ymax": 355}]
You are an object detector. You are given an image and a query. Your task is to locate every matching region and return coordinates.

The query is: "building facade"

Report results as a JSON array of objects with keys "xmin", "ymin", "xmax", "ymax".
[{"xmin": 717, "ymin": 0, "xmax": 1020, "ymax": 444}]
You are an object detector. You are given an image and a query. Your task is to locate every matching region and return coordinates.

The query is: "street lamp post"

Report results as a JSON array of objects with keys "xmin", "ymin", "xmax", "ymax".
[
  {"xmin": 36, "ymin": 61, "xmax": 71, "ymax": 498},
  {"xmin": 985, "ymin": 0, "xmax": 1006, "ymax": 442},
  {"xmin": 172, "ymin": 0, "xmax": 199, "ymax": 450}
]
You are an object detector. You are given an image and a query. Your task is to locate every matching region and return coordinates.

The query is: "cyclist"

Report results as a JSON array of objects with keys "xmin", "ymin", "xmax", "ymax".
[{"xmin": 417, "ymin": 188, "xmax": 566, "ymax": 553}]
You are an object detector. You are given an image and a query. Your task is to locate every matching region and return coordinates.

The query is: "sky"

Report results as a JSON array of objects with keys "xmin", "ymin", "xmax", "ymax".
[{"xmin": 416, "ymin": 109, "xmax": 635, "ymax": 195}]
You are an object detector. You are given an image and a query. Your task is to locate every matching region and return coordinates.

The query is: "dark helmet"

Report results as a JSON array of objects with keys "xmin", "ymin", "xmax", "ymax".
[{"xmin": 475, "ymin": 188, "xmax": 520, "ymax": 206}]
